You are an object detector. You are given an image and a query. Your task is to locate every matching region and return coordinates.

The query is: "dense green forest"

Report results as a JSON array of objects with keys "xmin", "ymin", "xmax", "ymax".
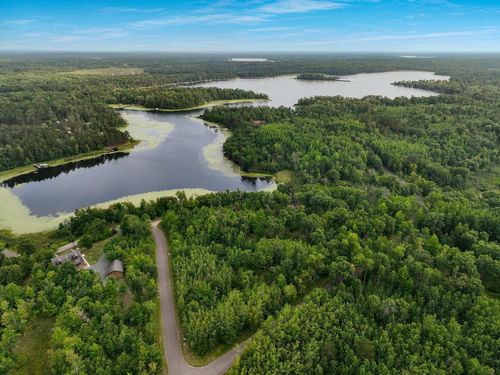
[
  {"xmin": 0, "ymin": 68, "xmax": 266, "ymax": 171},
  {"xmin": 296, "ymin": 73, "xmax": 341, "ymax": 81},
  {"xmin": 0, "ymin": 54, "xmax": 499, "ymax": 374},
  {"xmin": 108, "ymin": 86, "xmax": 267, "ymax": 109}
]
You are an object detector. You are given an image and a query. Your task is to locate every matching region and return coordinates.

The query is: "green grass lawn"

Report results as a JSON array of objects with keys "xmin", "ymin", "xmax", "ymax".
[
  {"xmin": 83, "ymin": 237, "xmax": 111, "ymax": 264},
  {"xmin": 11, "ymin": 317, "xmax": 54, "ymax": 375},
  {"xmin": 274, "ymin": 170, "xmax": 293, "ymax": 184}
]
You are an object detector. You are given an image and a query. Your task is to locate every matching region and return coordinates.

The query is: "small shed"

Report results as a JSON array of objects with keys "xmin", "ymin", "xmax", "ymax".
[{"xmin": 107, "ymin": 259, "xmax": 124, "ymax": 279}]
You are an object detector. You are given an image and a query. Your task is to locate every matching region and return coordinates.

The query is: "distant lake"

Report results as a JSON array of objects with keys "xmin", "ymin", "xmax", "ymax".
[
  {"xmin": 195, "ymin": 71, "xmax": 449, "ymax": 107},
  {"xmin": 0, "ymin": 71, "xmax": 448, "ymax": 229}
]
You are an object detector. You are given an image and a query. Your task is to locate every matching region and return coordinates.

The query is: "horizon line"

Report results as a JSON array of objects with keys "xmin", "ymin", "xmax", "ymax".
[{"xmin": 1, "ymin": 50, "xmax": 500, "ymax": 55}]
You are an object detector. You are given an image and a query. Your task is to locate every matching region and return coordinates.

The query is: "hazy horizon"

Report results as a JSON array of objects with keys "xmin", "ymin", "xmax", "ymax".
[{"xmin": 2, "ymin": 0, "xmax": 499, "ymax": 52}]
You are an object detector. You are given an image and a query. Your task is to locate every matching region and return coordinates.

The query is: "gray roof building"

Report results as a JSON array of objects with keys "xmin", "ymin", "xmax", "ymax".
[
  {"xmin": 51, "ymin": 249, "xmax": 86, "ymax": 268},
  {"xmin": 1, "ymin": 249, "xmax": 20, "ymax": 258},
  {"xmin": 107, "ymin": 259, "xmax": 124, "ymax": 277}
]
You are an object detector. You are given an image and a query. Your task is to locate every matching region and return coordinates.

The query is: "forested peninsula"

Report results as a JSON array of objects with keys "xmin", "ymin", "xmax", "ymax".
[{"xmin": 296, "ymin": 72, "xmax": 343, "ymax": 81}]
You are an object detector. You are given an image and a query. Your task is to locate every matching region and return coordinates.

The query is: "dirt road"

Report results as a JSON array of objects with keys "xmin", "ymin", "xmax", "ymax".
[{"xmin": 152, "ymin": 221, "xmax": 243, "ymax": 375}]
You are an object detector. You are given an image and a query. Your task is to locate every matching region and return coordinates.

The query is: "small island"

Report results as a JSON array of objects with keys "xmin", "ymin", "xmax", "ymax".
[{"xmin": 296, "ymin": 73, "xmax": 350, "ymax": 82}]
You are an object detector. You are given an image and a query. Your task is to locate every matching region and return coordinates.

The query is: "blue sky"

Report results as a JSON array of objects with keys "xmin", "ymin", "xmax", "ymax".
[{"xmin": 1, "ymin": 0, "xmax": 499, "ymax": 52}]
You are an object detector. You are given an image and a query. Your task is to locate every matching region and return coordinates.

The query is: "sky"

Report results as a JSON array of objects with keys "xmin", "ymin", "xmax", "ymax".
[{"xmin": 1, "ymin": 0, "xmax": 499, "ymax": 52}]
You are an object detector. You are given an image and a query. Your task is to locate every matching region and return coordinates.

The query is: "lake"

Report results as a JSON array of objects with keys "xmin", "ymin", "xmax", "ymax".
[
  {"xmin": 0, "ymin": 71, "xmax": 448, "ymax": 232},
  {"xmin": 195, "ymin": 71, "xmax": 449, "ymax": 107},
  {"xmin": 1, "ymin": 111, "xmax": 274, "ymax": 218}
]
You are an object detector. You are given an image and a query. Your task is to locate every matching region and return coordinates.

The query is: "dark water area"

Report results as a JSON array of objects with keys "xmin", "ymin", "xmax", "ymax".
[
  {"xmin": 1, "ymin": 153, "xmax": 129, "ymax": 188},
  {"xmin": 4, "ymin": 111, "xmax": 273, "ymax": 216}
]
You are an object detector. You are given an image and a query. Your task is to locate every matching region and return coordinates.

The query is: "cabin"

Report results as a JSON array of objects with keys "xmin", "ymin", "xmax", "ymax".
[
  {"xmin": 34, "ymin": 163, "xmax": 49, "ymax": 169},
  {"xmin": 107, "ymin": 259, "xmax": 124, "ymax": 279},
  {"xmin": 1, "ymin": 249, "xmax": 20, "ymax": 258},
  {"xmin": 51, "ymin": 250, "xmax": 87, "ymax": 269},
  {"xmin": 107, "ymin": 146, "xmax": 119, "ymax": 153},
  {"xmin": 253, "ymin": 120, "xmax": 266, "ymax": 126}
]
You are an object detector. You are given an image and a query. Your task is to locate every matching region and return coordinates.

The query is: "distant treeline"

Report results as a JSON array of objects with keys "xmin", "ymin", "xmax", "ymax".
[{"xmin": 296, "ymin": 73, "xmax": 340, "ymax": 81}]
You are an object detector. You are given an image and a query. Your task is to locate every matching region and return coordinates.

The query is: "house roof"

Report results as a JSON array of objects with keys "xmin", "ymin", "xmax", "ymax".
[
  {"xmin": 2, "ymin": 249, "xmax": 20, "ymax": 258},
  {"xmin": 107, "ymin": 259, "xmax": 124, "ymax": 274},
  {"xmin": 52, "ymin": 249, "xmax": 85, "ymax": 267}
]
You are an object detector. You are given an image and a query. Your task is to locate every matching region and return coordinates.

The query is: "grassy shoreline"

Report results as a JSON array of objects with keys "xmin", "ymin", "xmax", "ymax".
[
  {"xmin": 201, "ymin": 117, "xmax": 293, "ymax": 184},
  {"xmin": 0, "ymin": 98, "xmax": 280, "ymax": 235},
  {"xmin": 0, "ymin": 140, "xmax": 137, "ymax": 183},
  {"xmin": 109, "ymin": 98, "xmax": 269, "ymax": 112},
  {"xmin": 199, "ymin": 118, "xmax": 276, "ymax": 180}
]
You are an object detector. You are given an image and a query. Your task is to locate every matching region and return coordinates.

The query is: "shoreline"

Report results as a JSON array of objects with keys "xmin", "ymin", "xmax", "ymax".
[
  {"xmin": 0, "ymin": 141, "xmax": 137, "ymax": 184},
  {"xmin": 109, "ymin": 98, "xmax": 269, "ymax": 113},
  {"xmin": 0, "ymin": 97, "xmax": 268, "ymax": 184},
  {"xmin": 197, "ymin": 117, "xmax": 276, "ymax": 180},
  {"xmin": 0, "ymin": 100, "xmax": 280, "ymax": 235}
]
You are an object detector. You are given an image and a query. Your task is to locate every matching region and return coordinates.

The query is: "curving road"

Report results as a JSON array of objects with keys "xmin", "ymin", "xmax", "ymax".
[{"xmin": 152, "ymin": 221, "xmax": 244, "ymax": 375}]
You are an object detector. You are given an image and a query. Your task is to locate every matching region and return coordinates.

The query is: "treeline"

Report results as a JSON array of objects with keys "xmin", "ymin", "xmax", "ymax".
[
  {"xmin": 0, "ymin": 74, "xmax": 131, "ymax": 171},
  {"xmin": 107, "ymin": 87, "xmax": 268, "ymax": 109},
  {"xmin": 0, "ymin": 99, "xmax": 129, "ymax": 171},
  {"xmin": 1, "ymin": 53, "xmax": 499, "ymax": 172},
  {"xmin": 3, "ymin": 52, "xmax": 500, "ymax": 79},
  {"xmin": 393, "ymin": 79, "xmax": 467, "ymax": 94},
  {"xmin": 296, "ymin": 73, "xmax": 340, "ymax": 81}
]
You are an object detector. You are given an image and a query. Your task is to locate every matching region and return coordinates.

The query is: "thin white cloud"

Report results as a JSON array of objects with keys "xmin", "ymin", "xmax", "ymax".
[
  {"xmin": 51, "ymin": 26, "xmax": 129, "ymax": 43},
  {"xmin": 100, "ymin": 7, "xmax": 165, "ymax": 14},
  {"xmin": 345, "ymin": 31, "xmax": 474, "ymax": 42},
  {"xmin": 127, "ymin": 0, "xmax": 344, "ymax": 29},
  {"xmin": 130, "ymin": 13, "xmax": 266, "ymax": 28},
  {"xmin": 4, "ymin": 19, "xmax": 34, "ymax": 25},
  {"xmin": 294, "ymin": 29, "xmax": 497, "ymax": 46},
  {"xmin": 259, "ymin": 0, "xmax": 343, "ymax": 14},
  {"xmin": 250, "ymin": 26, "xmax": 293, "ymax": 32}
]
